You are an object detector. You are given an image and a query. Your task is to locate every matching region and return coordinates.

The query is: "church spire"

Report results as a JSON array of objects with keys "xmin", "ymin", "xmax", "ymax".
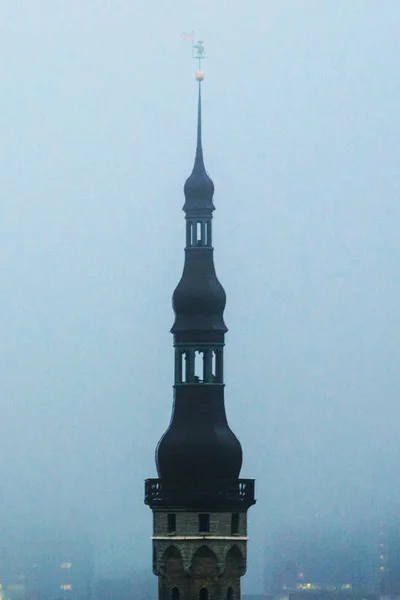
[
  {"xmin": 145, "ymin": 43, "xmax": 255, "ymax": 600},
  {"xmin": 147, "ymin": 47, "xmax": 253, "ymax": 495},
  {"xmin": 183, "ymin": 76, "xmax": 215, "ymax": 213}
]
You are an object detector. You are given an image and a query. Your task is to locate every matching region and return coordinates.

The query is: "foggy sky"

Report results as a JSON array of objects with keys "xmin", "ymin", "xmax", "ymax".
[{"xmin": 1, "ymin": 0, "xmax": 400, "ymax": 592}]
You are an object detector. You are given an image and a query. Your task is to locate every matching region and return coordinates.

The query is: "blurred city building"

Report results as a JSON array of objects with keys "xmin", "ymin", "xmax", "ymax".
[
  {"xmin": 264, "ymin": 517, "xmax": 400, "ymax": 600},
  {"xmin": 0, "ymin": 539, "xmax": 93, "ymax": 600}
]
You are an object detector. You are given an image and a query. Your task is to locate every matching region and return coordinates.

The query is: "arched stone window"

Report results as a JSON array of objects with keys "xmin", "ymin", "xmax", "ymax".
[
  {"xmin": 171, "ymin": 586, "xmax": 180, "ymax": 600},
  {"xmin": 227, "ymin": 586, "xmax": 234, "ymax": 600},
  {"xmin": 199, "ymin": 588, "xmax": 209, "ymax": 600}
]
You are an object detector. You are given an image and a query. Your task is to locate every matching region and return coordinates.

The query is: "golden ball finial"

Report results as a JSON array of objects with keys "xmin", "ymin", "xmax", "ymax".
[{"xmin": 195, "ymin": 70, "xmax": 204, "ymax": 82}]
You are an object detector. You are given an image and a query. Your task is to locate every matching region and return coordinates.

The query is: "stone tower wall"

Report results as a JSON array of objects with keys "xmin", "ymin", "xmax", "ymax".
[{"xmin": 153, "ymin": 510, "xmax": 248, "ymax": 600}]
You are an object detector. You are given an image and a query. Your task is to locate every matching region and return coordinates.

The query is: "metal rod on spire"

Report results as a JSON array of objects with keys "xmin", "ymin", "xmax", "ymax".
[
  {"xmin": 196, "ymin": 82, "xmax": 202, "ymax": 155},
  {"xmin": 182, "ymin": 32, "xmax": 205, "ymax": 165},
  {"xmin": 193, "ymin": 39, "xmax": 205, "ymax": 82}
]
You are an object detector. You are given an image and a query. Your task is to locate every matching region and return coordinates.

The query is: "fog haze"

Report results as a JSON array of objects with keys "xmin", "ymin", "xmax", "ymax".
[{"xmin": 1, "ymin": 0, "xmax": 399, "ymax": 592}]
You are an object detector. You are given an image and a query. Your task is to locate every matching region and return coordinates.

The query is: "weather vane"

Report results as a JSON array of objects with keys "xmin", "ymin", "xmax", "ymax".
[{"xmin": 182, "ymin": 31, "xmax": 205, "ymax": 81}]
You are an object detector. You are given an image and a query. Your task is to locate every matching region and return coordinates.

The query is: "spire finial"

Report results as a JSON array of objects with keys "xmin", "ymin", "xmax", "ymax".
[
  {"xmin": 192, "ymin": 38, "xmax": 205, "ymax": 162},
  {"xmin": 182, "ymin": 34, "xmax": 214, "ymax": 212},
  {"xmin": 181, "ymin": 32, "xmax": 205, "ymax": 81},
  {"xmin": 193, "ymin": 39, "xmax": 205, "ymax": 82},
  {"xmin": 182, "ymin": 34, "xmax": 206, "ymax": 163}
]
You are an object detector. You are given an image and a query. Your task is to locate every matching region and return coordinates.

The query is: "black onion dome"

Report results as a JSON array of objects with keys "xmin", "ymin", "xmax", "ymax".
[
  {"xmin": 156, "ymin": 386, "xmax": 243, "ymax": 484},
  {"xmin": 183, "ymin": 83, "xmax": 215, "ymax": 213},
  {"xmin": 171, "ymin": 249, "xmax": 227, "ymax": 333}
]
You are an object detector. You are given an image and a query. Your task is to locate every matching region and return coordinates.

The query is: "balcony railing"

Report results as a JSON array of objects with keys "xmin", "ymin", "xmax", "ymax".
[{"xmin": 144, "ymin": 478, "xmax": 256, "ymax": 509}]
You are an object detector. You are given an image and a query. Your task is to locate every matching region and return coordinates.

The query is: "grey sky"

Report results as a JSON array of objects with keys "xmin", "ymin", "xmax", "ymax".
[{"xmin": 1, "ymin": 0, "xmax": 399, "ymax": 592}]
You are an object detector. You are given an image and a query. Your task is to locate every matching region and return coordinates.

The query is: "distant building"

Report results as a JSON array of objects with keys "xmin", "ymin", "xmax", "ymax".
[
  {"xmin": 265, "ymin": 523, "xmax": 353, "ymax": 595},
  {"xmin": 264, "ymin": 518, "xmax": 400, "ymax": 599},
  {"xmin": 0, "ymin": 540, "xmax": 93, "ymax": 600},
  {"xmin": 375, "ymin": 521, "xmax": 400, "ymax": 595}
]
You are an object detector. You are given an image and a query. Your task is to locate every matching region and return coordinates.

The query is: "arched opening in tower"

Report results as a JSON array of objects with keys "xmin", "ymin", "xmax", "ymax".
[
  {"xmin": 171, "ymin": 586, "xmax": 180, "ymax": 600},
  {"xmin": 194, "ymin": 350, "xmax": 204, "ymax": 382},
  {"xmin": 199, "ymin": 588, "xmax": 209, "ymax": 600}
]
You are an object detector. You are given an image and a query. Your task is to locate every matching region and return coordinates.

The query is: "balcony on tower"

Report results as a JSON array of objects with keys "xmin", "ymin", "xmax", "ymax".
[{"xmin": 144, "ymin": 478, "xmax": 256, "ymax": 510}]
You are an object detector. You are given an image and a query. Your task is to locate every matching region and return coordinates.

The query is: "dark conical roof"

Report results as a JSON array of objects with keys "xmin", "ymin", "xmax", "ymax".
[
  {"xmin": 156, "ymin": 385, "xmax": 243, "ymax": 485},
  {"xmin": 183, "ymin": 83, "xmax": 215, "ymax": 213}
]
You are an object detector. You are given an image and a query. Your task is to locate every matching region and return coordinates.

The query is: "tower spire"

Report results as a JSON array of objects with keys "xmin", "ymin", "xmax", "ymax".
[
  {"xmin": 145, "ymin": 40, "xmax": 255, "ymax": 600},
  {"xmin": 183, "ymin": 70, "xmax": 215, "ymax": 213},
  {"xmin": 188, "ymin": 79, "xmax": 211, "ymax": 196}
]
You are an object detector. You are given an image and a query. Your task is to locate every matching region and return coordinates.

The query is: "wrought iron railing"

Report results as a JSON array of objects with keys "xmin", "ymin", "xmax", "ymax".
[{"xmin": 144, "ymin": 478, "xmax": 255, "ymax": 508}]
